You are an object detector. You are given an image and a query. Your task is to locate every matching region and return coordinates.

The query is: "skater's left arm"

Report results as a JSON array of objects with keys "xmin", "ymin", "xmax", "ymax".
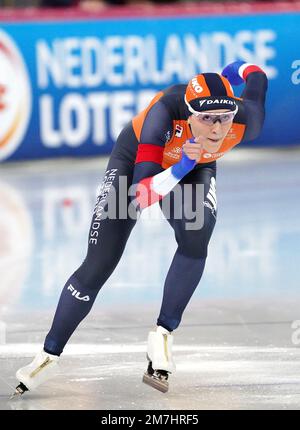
[{"xmin": 222, "ymin": 61, "xmax": 268, "ymax": 141}]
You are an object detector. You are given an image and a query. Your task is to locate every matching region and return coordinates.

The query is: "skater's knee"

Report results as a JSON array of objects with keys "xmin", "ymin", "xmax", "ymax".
[
  {"xmin": 177, "ymin": 232, "xmax": 209, "ymax": 259},
  {"xmin": 178, "ymin": 244, "xmax": 208, "ymax": 259},
  {"xmin": 74, "ymin": 269, "xmax": 105, "ymax": 292},
  {"xmin": 176, "ymin": 218, "xmax": 215, "ymax": 258},
  {"xmin": 75, "ymin": 256, "xmax": 116, "ymax": 291}
]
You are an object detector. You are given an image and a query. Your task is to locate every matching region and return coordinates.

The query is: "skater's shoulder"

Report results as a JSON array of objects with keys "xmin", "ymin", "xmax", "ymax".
[
  {"xmin": 158, "ymin": 85, "xmax": 188, "ymax": 120},
  {"xmin": 160, "ymin": 84, "xmax": 186, "ymax": 106}
]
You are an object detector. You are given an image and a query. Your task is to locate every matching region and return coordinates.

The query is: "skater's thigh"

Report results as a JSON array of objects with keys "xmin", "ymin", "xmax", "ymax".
[
  {"xmin": 159, "ymin": 162, "xmax": 217, "ymax": 257},
  {"xmin": 84, "ymin": 155, "xmax": 137, "ymax": 262}
]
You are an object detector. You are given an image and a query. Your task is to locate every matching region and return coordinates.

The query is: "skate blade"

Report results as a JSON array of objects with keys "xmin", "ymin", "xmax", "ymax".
[
  {"xmin": 142, "ymin": 372, "xmax": 169, "ymax": 393},
  {"xmin": 10, "ymin": 391, "xmax": 22, "ymax": 400},
  {"xmin": 9, "ymin": 383, "xmax": 28, "ymax": 400}
]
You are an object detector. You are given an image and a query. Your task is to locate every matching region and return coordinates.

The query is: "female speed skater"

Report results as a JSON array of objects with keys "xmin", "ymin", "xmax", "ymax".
[{"xmin": 12, "ymin": 61, "xmax": 267, "ymax": 395}]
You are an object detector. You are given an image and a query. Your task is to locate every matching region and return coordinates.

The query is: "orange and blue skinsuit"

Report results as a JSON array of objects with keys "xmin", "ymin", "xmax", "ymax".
[{"xmin": 44, "ymin": 69, "xmax": 267, "ymax": 355}]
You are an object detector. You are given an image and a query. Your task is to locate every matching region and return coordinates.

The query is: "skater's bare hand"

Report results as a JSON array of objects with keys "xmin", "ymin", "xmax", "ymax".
[{"xmin": 182, "ymin": 138, "xmax": 203, "ymax": 162}]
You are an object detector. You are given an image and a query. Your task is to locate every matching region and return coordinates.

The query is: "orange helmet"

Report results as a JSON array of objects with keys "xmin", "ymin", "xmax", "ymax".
[{"xmin": 185, "ymin": 73, "xmax": 238, "ymax": 114}]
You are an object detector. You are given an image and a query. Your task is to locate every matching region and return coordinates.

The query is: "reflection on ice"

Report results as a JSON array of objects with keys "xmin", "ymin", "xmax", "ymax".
[
  {"xmin": 0, "ymin": 150, "xmax": 299, "ymax": 312},
  {"xmin": 0, "ymin": 181, "xmax": 33, "ymax": 308}
]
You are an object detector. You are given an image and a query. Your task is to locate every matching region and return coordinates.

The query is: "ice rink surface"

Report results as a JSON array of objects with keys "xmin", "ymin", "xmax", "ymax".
[{"xmin": 0, "ymin": 148, "xmax": 300, "ymax": 410}]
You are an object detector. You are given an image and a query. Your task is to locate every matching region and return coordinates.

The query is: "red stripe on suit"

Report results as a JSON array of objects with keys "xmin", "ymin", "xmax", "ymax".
[{"xmin": 135, "ymin": 144, "xmax": 164, "ymax": 164}]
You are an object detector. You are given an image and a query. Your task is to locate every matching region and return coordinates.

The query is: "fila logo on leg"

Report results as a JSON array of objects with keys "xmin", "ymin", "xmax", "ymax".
[{"xmin": 67, "ymin": 284, "xmax": 90, "ymax": 302}]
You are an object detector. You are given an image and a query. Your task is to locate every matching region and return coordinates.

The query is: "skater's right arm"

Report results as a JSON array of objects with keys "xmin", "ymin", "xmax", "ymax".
[{"xmin": 132, "ymin": 101, "xmax": 196, "ymax": 210}]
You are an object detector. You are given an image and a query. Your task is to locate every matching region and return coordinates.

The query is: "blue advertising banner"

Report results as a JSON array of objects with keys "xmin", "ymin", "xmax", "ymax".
[{"xmin": 0, "ymin": 10, "xmax": 299, "ymax": 162}]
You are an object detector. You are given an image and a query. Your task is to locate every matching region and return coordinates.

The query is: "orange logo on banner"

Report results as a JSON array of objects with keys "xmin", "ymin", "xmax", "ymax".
[
  {"xmin": 0, "ymin": 84, "xmax": 6, "ymax": 111},
  {"xmin": 0, "ymin": 30, "xmax": 31, "ymax": 161}
]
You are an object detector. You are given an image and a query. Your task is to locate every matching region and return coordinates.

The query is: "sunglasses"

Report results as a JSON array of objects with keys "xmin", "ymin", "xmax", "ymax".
[{"xmin": 193, "ymin": 106, "xmax": 238, "ymax": 125}]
